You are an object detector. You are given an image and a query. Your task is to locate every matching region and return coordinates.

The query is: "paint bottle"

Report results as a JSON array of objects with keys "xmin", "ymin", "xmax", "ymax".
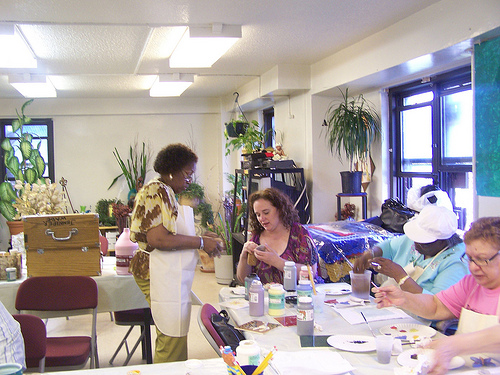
[
  {"xmin": 236, "ymin": 340, "xmax": 260, "ymax": 366},
  {"xmin": 244, "ymin": 273, "xmax": 260, "ymax": 301},
  {"xmin": 248, "ymin": 280, "xmax": 264, "ymax": 317},
  {"xmin": 296, "ymin": 280, "xmax": 313, "ymax": 298},
  {"xmin": 299, "ymin": 265, "xmax": 309, "ymax": 281},
  {"xmin": 268, "ymin": 284, "xmax": 285, "ymax": 316},
  {"xmin": 283, "ymin": 261, "xmax": 297, "ymax": 291},
  {"xmin": 297, "ymin": 296, "xmax": 314, "ymax": 336}
]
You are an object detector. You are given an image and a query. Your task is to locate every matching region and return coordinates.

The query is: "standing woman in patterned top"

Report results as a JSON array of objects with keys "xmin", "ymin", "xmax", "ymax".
[
  {"xmin": 129, "ymin": 143, "xmax": 221, "ymax": 363},
  {"xmin": 236, "ymin": 187, "xmax": 318, "ymax": 284}
]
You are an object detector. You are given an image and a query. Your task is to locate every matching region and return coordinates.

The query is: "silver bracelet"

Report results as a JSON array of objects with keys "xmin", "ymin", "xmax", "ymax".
[{"xmin": 199, "ymin": 236, "xmax": 204, "ymax": 250}]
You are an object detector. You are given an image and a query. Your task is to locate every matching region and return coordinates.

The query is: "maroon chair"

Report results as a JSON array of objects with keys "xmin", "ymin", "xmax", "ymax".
[
  {"xmin": 197, "ymin": 303, "xmax": 225, "ymax": 356},
  {"xmin": 12, "ymin": 314, "xmax": 47, "ymax": 372},
  {"xmin": 109, "ymin": 308, "xmax": 154, "ymax": 366},
  {"xmin": 15, "ymin": 276, "xmax": 99, "ymax": 371}
]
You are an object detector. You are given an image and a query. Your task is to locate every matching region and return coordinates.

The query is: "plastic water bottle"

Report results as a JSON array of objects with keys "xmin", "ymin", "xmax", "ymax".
[
  {"xmin": 244, "ymin": 273, "xmax": 260, "ymax": 301},
  {"xmin": 297, "ymin": 296, "xmax": 314, "ymax": 336},
  {"xmin": 283, "ymin": 261, "xmax": 297, "ymax": 291},
  {"xmin": 249, "ymin": 280, "xmax": 264, "ymax": 317}
]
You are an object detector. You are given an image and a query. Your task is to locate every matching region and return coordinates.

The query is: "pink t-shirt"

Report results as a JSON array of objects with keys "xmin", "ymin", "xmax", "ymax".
[{"xmin": 436, "ymin": 275, "xmax": 500, "ymax": 318}]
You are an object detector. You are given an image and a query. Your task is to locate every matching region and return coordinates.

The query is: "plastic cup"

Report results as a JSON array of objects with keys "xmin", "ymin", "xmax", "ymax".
[
  {"xmin": 312, "ymin": 290, "xmax": 326, "ymax": 313},
  {"xmin": 349, "ymin": 270, "xmax": 372, "ymax": 300},
  {"xmin": 241, "ymin": 365, "xmax": 263, "ymax": 375},
  {"xmin": 376, "ymin": 335, "xmax": 394, "ymax": 364}
]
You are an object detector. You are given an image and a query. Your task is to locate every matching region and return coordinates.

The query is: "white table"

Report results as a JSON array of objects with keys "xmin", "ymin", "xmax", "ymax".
[
  {"xmin": 0, "ymin": 256, "xmax": 149, "ymax": 314},
  {"xmin": 218, "ymin": 285, "xmax": 487, "ymax": 375}
]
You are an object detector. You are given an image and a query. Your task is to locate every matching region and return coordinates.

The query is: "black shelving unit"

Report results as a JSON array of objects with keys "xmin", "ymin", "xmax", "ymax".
[{"xmin": 230, "ymin": 167, "xmax": 309, "ymax": 273}]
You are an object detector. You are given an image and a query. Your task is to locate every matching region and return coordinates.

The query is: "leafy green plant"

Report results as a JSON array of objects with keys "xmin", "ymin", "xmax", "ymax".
[
  {"xmin": 0, "ymin": 99, "xmax": 49, "ymax": 221},
  {"xmin": 322, "ymin": 88, "xmax": 381, "ymax": 171},
  {"xmin": 225, "ymin": 120, "xmax": 269, "ymax": 156},
  {"xmin": 224, "ymin": 173, "xmax": 243, "ymax": 200},
  {"xmin": 178, "ymin": 182, "xmax": 214, "ymax": 228},
  {"xmin": 225, "ymin": 117, "xmax": 248, "ymax": 138},
  {"xmin": 96, "ymin": 198, "xmax": 120, "ymax": 226},
  {"xmin": 108, "ymin": 141, "xmax": 151, "ymax": 191}
]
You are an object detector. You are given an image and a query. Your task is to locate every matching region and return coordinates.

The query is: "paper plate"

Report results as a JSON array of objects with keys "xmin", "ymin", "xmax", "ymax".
[
  {"xmin": 379, "ymin": 323, "xmax": 436, "ymax": 341},
  {"xmin": 397, "ymin": 349, "xmax": 465, "ymax": 369},
  {"xmin": 327, "ymin": 335, "xmax": 376, "ymax": 352},
  {"xmin": 232, "ymin": 286, "xmax": 246, "ymax": 295},
  {"xmin": 316, "ymin": 284, "xmax": 351, "ymax": 295}
]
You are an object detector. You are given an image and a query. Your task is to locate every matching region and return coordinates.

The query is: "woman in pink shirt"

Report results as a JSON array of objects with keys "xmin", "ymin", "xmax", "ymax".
[{"xmin": 373, "ymin": 217, "xmax": 500, "ymax": 375}]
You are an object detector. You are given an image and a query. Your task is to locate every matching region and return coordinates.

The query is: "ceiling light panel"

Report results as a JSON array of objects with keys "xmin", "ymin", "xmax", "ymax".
[
  {"xmin": 169, "ymin": 24, "xmax": 241, "ymax": 68},
  {"xmin": 9, "ymin": 75, "xmax": 56, "ymax": 98},
  {"xmin": 19, "ymin": 24, "xmax": 151, "ymax": 74},
  {"xmin": 150, "ymin": 73, "xmax": 194, "ymax": 97},
  {"xmin": 0, "ymin": 25, "xmax": 37, "ymax": 69}
]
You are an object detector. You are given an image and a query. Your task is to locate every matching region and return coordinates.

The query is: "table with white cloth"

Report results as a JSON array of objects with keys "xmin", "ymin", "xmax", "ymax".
[
  {"xmin": 0, "ymin": 256, "xmax": 149, "ymax": 314},
  {"xmin": 218, "ymin": 285, "xmax": 486, "ymax": 375}
]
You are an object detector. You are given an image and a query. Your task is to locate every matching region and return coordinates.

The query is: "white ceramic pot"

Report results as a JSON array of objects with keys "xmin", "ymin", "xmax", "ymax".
[{"xmin": 214, "ymin": 254, "xmax": 234, "ymax": 285}]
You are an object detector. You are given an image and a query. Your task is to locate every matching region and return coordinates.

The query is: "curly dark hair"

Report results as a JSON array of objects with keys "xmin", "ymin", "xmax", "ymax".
[
  {"xmin": 248, "ymin": 187, "xmax": 299, "ymax": 235},
  {"xmin": 153, "ymin": 143, "xmax": 198, "ymax": 175},
  {"xmin": 464, "ymin": 217, "xmax": 500, "ymax": 248}
]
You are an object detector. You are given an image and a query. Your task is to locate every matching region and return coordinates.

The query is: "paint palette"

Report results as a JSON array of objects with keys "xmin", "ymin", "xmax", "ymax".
[{"xmin": 379, "ymin": 323, "xmax": 436, "ymax": 341}]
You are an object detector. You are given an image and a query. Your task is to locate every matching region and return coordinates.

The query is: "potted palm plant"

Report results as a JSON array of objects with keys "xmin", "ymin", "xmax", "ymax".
[{"xmin": 322, "ymin": 88, "xmax": 381, "ymax": 193}]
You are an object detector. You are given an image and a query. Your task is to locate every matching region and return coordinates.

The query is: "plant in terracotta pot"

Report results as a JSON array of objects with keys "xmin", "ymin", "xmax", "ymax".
[
  {"xmin": 322, "ymin": 88, "xmax": 381, "ymax": 193},
  {"xmin": 0, "ymin": 99, "xmax": 57, "ymax": 232}
]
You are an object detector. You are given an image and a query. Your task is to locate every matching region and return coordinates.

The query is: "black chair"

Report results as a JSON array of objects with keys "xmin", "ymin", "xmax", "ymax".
[{"xmin": 109, "ymin": 308, "xmax": 154, "ymax": 366}]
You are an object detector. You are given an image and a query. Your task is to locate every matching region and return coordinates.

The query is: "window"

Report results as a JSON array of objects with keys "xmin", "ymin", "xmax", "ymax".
[
  {"xmin": 389, "ymin": 67, "xmax": 472, "ymax": 229},
  {"xmin": 263, "ymin": 107, "xmax": 275, "ymax": 148},
  {"xmin": 0, "ymin": 118, "xmax": 55, "ymax": 183}
]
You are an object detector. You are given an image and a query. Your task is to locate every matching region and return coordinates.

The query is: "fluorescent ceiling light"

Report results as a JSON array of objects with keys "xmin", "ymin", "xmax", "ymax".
[
  {"xmin": 9, "ymin": 74, "xmax": 57, "ymax": 98},
  {"xmin": 149, "ymin": 74, "xmax": 194, "ymax": 97},
  {"xmin": 169, "ymin": 24, "xmax": 241, "ymax": 68},
  {"xmin": 0, "ymin": 24, "xmax": 37, "ymax": 69}
]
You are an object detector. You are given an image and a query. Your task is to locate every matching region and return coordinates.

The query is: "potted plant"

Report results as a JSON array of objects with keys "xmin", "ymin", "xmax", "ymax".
[
  {"xmin": 225, "ymin": 117, "xmax": 248, "ymax": 138},
  {"xmin": 225, "ymin": 120, "xmax": 268, "ymax": 156},
  {"xmin": 210, "ymin": 211, "xmax": 235, "ymax": 284},
  {"xmin": 177, "ymin": 182, "xmax": 214, "ymax": 228},
  {"xmin": 108, "ymin": 140, "xmax": 152, "ymax": 202},
  {"xmin": 0, "ymin": 99, "xmax": 53, "ymax": 233},
  {"xmin": 322, "ymin": 88, "xmax": 381, "ymax": 193}
]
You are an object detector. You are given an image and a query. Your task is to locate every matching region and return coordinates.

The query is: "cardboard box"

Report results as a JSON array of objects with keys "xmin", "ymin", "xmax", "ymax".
[{"xmin": 23, "ymin": 213, "xmax": 101, "ymax": 277}]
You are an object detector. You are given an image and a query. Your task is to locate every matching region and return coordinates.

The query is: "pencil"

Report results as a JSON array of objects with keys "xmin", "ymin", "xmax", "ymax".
[
  {"xmin": 251, "ymin": 349, "xmax": 274, "ymax": 375},
  {"xmin": 306, "ymin": 264, "xmax": 317, "ymax": 295}
]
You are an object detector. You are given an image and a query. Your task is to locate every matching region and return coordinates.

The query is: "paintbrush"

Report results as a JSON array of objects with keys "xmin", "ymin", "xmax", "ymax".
[{"xmin": 360, "ymin": 311, "xmax": 377, "ymax": 337}]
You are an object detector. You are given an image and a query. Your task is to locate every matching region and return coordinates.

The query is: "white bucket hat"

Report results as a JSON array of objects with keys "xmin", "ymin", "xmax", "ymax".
[{"xmin": 403, "ymin": 205, "xmax": 458, "ymax": 244}]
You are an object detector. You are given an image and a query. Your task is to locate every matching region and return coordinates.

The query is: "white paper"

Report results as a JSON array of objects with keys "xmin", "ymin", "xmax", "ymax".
[
  {"xmin": 272, "ymin": 350, "xmax": 355, "ymax": 375},
  {"xmin": 334, "ymin": 305, "xmax": 411, "ymax": 325}
]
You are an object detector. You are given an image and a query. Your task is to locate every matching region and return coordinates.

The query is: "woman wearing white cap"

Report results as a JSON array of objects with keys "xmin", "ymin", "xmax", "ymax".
[
  {"xmin": 374, "ymin": 217, "xmax": 500, "ymax": 375},
  {"xmin": 353, "ymin": 205, "xmax": 468, "ymax": 294}
]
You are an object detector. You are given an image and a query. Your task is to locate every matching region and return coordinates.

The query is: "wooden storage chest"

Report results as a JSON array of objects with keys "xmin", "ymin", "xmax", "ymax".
[{"xmin": 23, "ymin": 213, "xmax": 101, "ymax": 277}]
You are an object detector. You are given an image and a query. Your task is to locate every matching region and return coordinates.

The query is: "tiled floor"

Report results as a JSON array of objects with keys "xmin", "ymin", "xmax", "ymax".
[{"xmin": 27, "ymin": 266, "xmax": 224, "ymax": 373}]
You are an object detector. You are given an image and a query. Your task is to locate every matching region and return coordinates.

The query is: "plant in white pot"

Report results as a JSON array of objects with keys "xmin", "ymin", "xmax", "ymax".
[
  {"xmin": 210, "ymin": 212, "xmax": 235, "ymax": 285},
  {"xmin": 322, "ymin": 88, "xmax": 381, "ymax": 193}
]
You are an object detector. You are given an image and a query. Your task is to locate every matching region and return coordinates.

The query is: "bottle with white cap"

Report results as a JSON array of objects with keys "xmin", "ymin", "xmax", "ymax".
[
  {"xmin": 283, "ymin": 261, "xmax": 297, "ymax": 291},
  {"xmin": 297, "ymin": 296, "xmax": 314, "ymax": 336}
]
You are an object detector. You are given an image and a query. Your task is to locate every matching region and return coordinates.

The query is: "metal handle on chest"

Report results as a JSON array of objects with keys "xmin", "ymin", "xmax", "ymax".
[{"xmin": 45, "ymin": 228, "xmax": 78, "ymax": 241}]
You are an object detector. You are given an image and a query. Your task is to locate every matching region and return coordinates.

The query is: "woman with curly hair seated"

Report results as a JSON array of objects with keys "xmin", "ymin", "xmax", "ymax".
[{"xmin": 237, "ymin": 187, "xmax": 318, "ymax": 284}]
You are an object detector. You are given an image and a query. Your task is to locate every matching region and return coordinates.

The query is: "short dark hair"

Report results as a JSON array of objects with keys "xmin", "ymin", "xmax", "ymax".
[
  {"xmin": 248, "ymin": 188, "xmax": 299, "ymax": 234},
  {"xmin": 153, "ymin": 143, "xmax": 198, "ymax": 175},
  {"xmin": 464, "ymin": 217, "xmax": 500, "ymax": 248}
]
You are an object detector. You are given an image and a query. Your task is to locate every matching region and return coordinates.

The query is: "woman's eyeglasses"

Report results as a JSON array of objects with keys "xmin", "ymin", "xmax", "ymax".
[
  {"xmin": 181, "ymin": 170, "xmax": 194, "ymax": 183},
  {"xmin": 462, "ymin": 251, "xmax": 500, "ymax": 267}
]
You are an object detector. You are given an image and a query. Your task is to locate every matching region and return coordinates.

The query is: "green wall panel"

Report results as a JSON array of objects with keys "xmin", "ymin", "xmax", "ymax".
[{"xmin": 475, "ymin": 36, "xmax": 500, "ymax": 197}]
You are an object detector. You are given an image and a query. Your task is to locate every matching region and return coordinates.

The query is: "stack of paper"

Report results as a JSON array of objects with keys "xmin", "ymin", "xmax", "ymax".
[
  {"xmin": 334, "ymin": 305, "xmax": 411, "ymax": 325},
  {"xmin": 271, "ymin": 350, "xmax": 355, "ymax": 375}
]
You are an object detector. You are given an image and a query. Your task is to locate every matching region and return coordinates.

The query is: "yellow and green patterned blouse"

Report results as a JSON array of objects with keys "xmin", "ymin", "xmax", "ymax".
[{"xmin": 129, "ymin": 178, "xmax": 178, "ymax": 280}]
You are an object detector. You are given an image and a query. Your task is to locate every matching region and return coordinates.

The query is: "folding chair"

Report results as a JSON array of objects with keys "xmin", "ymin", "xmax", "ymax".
[
  {"xmin": 197, "ymin": 303, "xmax": 225, "ymax": 356},
  {"xmin": 12, "ymin": 314, "xmax": 47, "ymax": 372},
  {"xmin": 15, "ymin": 275, "xmax": 99, "ymax": 371},
  {"xmin": 109, "ymin": 308, "xmax": 154, "ymax": 366}
]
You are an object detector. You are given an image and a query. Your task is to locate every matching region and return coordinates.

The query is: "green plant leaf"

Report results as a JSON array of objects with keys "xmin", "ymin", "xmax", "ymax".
[
  {"xmin": 24, "ymin": 168, "xmax": 37, "ymax": 184},
  {"xmin": 34, "ymin": 155, "xmax": 46, "ymax": 177},
  {"xmin": 0, "ymin": 201, "xmax": 16, "ymax": 222},
  {"xmin": 0, "ymin": 181, "xmax": 17, "ymax": 201},
  {"xmin": 6, "ymin": 156, "xmax": 20, "ymax": 177},
  {"xmin": 19, "ymin": 139, "xmax": 32, "ymax": 160},
  {"xmin": 0, "ymin": 138, "xmax": 12, "ymax": 152}
]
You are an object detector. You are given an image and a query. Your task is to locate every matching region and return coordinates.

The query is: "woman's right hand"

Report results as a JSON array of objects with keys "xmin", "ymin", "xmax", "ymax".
[
  {"xmin": 353, "ymin": 250, "xmax": 374, "ymax": 273},
  {"xmin": 373, "ymin": 285, "xmax": 406, "ymax": 308},
  {"xmin": 240, "ymin": 241, "xmax": 258, "ymax": 262},
  {"xmin": 203, "ymin": 236, "xmax": 222, "ymax": 258}
]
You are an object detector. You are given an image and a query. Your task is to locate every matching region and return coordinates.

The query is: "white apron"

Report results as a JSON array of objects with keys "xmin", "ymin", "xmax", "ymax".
[
  {"xmin": 150, "ymin": 205, "xmax": 199, "ymax": 337},
  {"xmin": 456, "ymin": 284, "xmax": 500, "ymax": 334}
]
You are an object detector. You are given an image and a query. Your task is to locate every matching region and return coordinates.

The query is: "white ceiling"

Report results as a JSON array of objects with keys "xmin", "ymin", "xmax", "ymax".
[{"xmin": 0, "ymin": 0, "xmax": 442, "ymax": 99}]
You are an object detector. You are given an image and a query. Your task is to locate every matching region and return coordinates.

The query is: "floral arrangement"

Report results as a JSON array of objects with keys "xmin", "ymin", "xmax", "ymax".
[
  {"xmin": 12, "ymin": 179, "xmax": 66, "ymax": 219},
  {"xmin": 112, "ymin": 202, "xmax": 132, "ymax": 234}
]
